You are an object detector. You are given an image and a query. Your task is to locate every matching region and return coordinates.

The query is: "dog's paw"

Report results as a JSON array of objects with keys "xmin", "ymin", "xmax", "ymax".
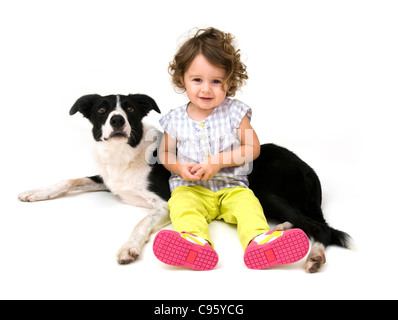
[
  {"xmin": 273, "ymin": 222, "xmax": 294, "ymax": 231},
  {"xmin": 305, "ymin": 245, "xmax": 326, "ymax": 273},
  {"xmin": 18, "ymin": 181, "xmax": 72, "ymax": 202},
  {"xmin": 116, "ymin": 244, "xmax": 140, "ymax": 265},
  {"xmin": 18, "ymin": 189, "xmax": 55, "ymax": 202}
]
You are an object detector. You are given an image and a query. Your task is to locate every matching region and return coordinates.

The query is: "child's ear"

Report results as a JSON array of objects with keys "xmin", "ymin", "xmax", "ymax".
[
  {"xmin": 180, "ymin": 76, "xmax": 185, "ymax": 88},
  {"xmin": 223, "ymin": 80, "xmax": 231, "ymax": 95}
]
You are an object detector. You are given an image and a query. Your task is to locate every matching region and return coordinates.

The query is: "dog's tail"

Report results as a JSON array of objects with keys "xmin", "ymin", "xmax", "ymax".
[
  {"xmin": 295, "ymin": 219, "xmax": 352, "ymax": 250},
  {"xmin": 283, "ymin": 209, "xmax": 352, "ymax": 249},
  {"xmin": 330, "ymin": 227, "xmax": 353, "ymax": 249},
  {"xmin": 301, "ymin": 201, "xmax": 352, "ymax": 249}
]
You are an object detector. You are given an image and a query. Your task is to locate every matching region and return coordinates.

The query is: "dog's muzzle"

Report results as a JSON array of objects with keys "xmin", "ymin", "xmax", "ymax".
[
  {"xmin": 109, "ymin": 115, "xmax": 128, "ymax": 139},
  {"xmin": 110, "ymin": 115, "xmax": 125, "ymax": 130}
]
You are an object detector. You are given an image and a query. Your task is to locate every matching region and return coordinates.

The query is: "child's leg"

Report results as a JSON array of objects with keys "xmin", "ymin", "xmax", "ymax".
[
  {"xmin": 216, "ymin": 187, "xmax": 309, "ymax": 269},
  {"xmin": 153, "ymin": 186, "xmax": 219, "ymax": 271},
  {"xmin": 168, "ymin": 186, "xmax": 217, "ymax": 247},
  {"xmin": 217, "ymin": 187, "xmax": 271, "ymax": 249}
]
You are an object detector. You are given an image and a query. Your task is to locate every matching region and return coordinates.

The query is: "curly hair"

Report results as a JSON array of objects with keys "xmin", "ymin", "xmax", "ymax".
[{"xmin": 169, "ymin": 28, "xmax": 248, "ymax": 97}]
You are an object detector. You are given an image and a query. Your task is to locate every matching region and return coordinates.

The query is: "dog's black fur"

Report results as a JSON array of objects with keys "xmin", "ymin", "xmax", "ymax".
[{"xmin": 249, "ymin": 144, "xmax": 350, "ymax": 249}]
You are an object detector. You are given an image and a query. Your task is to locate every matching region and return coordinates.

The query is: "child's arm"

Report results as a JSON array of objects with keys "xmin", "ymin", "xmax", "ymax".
[
  {"xmin": 191, "ymin": 115, "xmax": 260, "ymax": 181},
  {"xmin": 159, "ymin": 132, "xmax": 201, "ymax": 182}
]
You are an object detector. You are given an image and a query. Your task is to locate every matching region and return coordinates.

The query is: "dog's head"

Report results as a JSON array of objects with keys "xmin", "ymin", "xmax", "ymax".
[{"xmin": 70, "ymin": 94, "xmax": 160, "ymax": 146}]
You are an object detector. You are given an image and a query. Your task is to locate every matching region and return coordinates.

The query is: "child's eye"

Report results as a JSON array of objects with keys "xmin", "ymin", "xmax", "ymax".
[
  {"xmin": 213, "ymin": 80, "xmax": 222, "ymax": 84},
  {"xmin": 193, "ymin": 78, "xmax": 202, "ymax": 83}
]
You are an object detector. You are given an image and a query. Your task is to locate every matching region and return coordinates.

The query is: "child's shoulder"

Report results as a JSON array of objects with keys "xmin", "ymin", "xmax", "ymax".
[
  {"xmin": 221, "ymin": 98, "xmax": 249, "ymax": 107},
  {"xmin": 221, "ymin": 98, "xmax": 251, "ymax": 113},
  {"xmin": 161, "ymin": 104, "xmax": 187, "ymax": 120},
  {"xmin": 220, "ymin": 98, "xmax": 252, "ymax": 126},
  {"xmin": 165, "ymin": 104, "xmax": 187, "ymax": 116},
  {"xmin": 159, "ymin": 104, "xmax": 189, "ymax": 137}
]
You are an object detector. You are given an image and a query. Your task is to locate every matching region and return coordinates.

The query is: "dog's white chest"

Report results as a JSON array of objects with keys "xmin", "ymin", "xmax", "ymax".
[{"xmin": 94, "ymin": 139, "xmax": 153, "ymax": 205}]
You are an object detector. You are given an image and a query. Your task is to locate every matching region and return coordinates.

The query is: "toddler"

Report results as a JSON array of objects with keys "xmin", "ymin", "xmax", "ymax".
[{"xmin": 153, "ymin": 28, "xmax": 309, "ymax": 270}]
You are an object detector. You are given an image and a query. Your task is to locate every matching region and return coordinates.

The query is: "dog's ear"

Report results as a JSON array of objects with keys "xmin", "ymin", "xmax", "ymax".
[
  {"xmin": 69, "ymin": 94, "xmax": 101, "ymax": 118},
  {"xmin": 127, "ymin": 94, "xmax": 161, "ymax": 116}
]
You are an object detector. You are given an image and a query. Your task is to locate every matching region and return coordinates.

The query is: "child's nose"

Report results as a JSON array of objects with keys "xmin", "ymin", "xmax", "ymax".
[{"xmin": 201, "ymin": 82, "xmax": 211, "ymax": 93}]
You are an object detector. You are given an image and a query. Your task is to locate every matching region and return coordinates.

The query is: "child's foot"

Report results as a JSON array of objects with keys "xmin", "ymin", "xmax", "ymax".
[
  {"xmin": 244, "ymin": 229, "xmax": 309, "ymax": 270},
  {"xmin": 153, "ymin": 230, "xmax": 218, "ymax": 271}
]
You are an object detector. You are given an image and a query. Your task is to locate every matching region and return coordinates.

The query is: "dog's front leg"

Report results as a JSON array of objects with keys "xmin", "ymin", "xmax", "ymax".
[
  {"xmin": 18, "ymin": 176, "xmax": 107, "ymax": 202},
  {"xmin": 117, "ymin": 201, "xmax": 170, "ymax": 265}
]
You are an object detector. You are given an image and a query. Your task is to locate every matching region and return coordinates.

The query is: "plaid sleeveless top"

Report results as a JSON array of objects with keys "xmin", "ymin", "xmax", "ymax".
[{"xmin": 159, "ymin": 98, "xmax": 253, "ymax": 192}]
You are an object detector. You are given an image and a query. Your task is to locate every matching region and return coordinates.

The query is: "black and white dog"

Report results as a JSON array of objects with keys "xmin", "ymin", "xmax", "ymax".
[{"xmin": 18, "ymin": 94, "xmax": 351, "ymax": 273}]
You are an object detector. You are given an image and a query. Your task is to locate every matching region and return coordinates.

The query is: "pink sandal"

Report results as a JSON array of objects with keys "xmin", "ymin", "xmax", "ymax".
[
  {"xmin": 153, "ymin": 230, "xmax": 218, "ymax": 271},
  {"xmin": 244, "ymin": 229, "xmax": 310, "ymax": 269}
]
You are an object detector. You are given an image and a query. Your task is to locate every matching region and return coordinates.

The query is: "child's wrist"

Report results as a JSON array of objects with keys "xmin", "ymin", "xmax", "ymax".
[
  {"xmin": 175, "ymin": 161, "xmax": 183, "ymax": 176},
  {"xmin": 210, "ymin": 154, "xmax": 224, "ymax": 169}
]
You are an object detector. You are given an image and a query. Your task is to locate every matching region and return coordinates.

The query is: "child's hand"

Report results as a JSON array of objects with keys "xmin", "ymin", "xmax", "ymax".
[
  {"xmin": 178, "ymin": 163, "xmax": 202, "ymax": 182},
  {"xmin": 190, "ymin": 158, "xmax": 222, "ymax": 182}
]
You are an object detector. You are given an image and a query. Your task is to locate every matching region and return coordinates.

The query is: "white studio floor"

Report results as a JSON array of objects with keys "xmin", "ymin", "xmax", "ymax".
[{"xmin": 1, "ymin": 0, "xmax": 398, "ymax": 300}]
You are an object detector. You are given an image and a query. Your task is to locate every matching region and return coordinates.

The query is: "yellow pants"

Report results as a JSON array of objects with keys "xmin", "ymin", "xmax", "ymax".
[{"xmin": 168, "ymin": 186, "xmax": 271, "ymax": 249}]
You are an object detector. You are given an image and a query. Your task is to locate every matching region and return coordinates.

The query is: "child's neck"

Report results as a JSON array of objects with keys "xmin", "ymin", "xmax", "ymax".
[{"xmin": 186, "ymin": 102, "xmax": 216, "ymax": 121}]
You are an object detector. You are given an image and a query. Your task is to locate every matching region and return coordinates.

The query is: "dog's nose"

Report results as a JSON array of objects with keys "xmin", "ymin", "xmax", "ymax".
[{"xmin": 110, "ymin": 115, "xmax": 125, "ymax": 129}]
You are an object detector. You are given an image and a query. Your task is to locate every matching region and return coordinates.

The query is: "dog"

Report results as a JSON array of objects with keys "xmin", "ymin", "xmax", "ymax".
[{"xmin": 18, "ymin": 93, "xmax": 351, "ymax": 273}]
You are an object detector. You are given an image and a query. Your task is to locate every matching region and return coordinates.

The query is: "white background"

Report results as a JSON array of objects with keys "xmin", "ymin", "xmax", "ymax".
[{"xmin": 1, "ymin": 0, "xmax": 397, "ymax": 300}]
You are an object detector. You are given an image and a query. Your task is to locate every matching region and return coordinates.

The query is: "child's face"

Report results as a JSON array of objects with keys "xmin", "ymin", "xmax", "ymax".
[{"xmin": 183, "ymin": 54, "xmax": 228, "ymax": 113}]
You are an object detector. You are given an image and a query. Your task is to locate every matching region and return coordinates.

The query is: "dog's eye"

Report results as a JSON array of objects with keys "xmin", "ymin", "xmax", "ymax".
[
  {"xmin": 127, "ymin": 107, "xmax": 134, "ymax": 113},
  {"xmin": 98, "ymin": 107, "xmax": 106, "ymax": 114}
]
